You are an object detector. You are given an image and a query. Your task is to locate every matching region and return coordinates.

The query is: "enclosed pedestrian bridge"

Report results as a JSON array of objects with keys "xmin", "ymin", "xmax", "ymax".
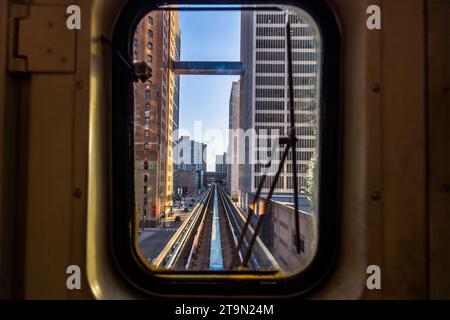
[{"xmin": 170, "ymin": 59, "xmax": 244, "ymax": 75}]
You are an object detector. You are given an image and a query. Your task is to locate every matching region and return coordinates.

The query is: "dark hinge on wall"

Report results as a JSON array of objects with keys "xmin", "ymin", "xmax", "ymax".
[
  {"xmin": 8, "ymin": 4, "xmax": 76, "ymax": 74},
  {"xmin": 8, "ymin": 4, "xmax": 28, "ymax": 73}
]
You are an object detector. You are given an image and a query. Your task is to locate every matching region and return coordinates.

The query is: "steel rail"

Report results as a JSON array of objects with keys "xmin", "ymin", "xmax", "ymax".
[
  {"xmin": 153, "ymin": 187, "xmax": 213, "ymax": 268},
  {"xmin": 218, "ymin": 185, "xmax": 279, "ymax": 270},
  {"xmin": 185, "ymin": 186, "xmax": 215, "ymax": 269},
  {"xmin": 216, "ymin": 186, "xmax": 244, "ymax": 268},
  {"xmin": 218, "ymin": 185, "xmax": 277, "ymax": 270},
  {"xmin": 165, "ymin": 187, "xmax": 214, "ymax": 269}
]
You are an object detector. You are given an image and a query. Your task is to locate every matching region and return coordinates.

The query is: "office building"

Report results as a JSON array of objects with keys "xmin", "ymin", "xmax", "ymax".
[
  {"xmin": 133, "ymin": 11, "xmax": 180, "ymax": 227},
  {"xmin": 227, "ymin": 81, "xmax": 241, "ymax": 197},
  {"xmin": 174, "ymin": 170, "xmax": 199, "ymax": 196},
  {"xmin": 174, "ymin": 136, "xmax": 207, "ymax": 172},
  {"xmin": 203, "ymin": 172, "xmax": 228, "ymax": 188},
  {"xmin": 238, "ymin": 10, "xmax": 319, "ymax": 208},
  {"xmin": 174, "ymin": 136, "xmax": 207, "ymax": 195},
  {"xmin": 215, "ymin": 152, "xmax": 227, "ymax": 174}
]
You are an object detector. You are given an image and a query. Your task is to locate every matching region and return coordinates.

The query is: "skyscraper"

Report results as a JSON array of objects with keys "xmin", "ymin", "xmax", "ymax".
[
  {"xmin": 165, "ymin": 12, "xmax": 181, "ymax": 212},
  {"xmin": 174, "ymin": 136, "xmax": 207, "ymax": 172},
  {"xmin": 133, "ymin": 10, "xmax": 180, "ymax": 227},
  {"xmin": 238, "ymin": 9, "xmax": 319, "ymax": 207},
  {"xmin": 173, "ymin": 136, "xmax": 207, "ymax": 195},
  {"xmin": 227, "ymin": 81, "xmax": 240, "ymax": 197},
  {"xmin": 215, "ymin": 153, "xmax": 227, "ymax": 174}
]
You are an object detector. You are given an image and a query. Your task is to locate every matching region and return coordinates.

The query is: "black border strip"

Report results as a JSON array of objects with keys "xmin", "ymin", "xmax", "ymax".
[{"xmin": 111, "ymin": 0, "xmax": 341, "ymax": 297}]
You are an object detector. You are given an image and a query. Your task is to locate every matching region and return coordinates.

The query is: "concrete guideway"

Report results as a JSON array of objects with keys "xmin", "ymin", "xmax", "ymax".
[
  {"xmin": 151, "ymin": 184, "xmax": 279, "ymax": 271},
  {"xmin": 209, "ymin": 187, "xmax": 224, "ymax": 270}
]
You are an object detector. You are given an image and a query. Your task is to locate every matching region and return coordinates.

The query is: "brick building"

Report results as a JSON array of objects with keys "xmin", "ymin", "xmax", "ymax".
[{"xmin": 133, "ymin": 11, "xmax": 180, "ymax": 227}]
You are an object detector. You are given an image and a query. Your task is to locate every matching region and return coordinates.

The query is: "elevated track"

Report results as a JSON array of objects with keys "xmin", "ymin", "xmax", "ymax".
[{"xmin": 154, "ymin": 184, "xmax": 279, "ymax": 271}]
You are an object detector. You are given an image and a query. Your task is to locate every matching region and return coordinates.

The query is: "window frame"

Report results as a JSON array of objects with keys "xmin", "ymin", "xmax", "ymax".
[{"xmin": 111, "ymin": 0, "xmax": 341, "ymax": 297}]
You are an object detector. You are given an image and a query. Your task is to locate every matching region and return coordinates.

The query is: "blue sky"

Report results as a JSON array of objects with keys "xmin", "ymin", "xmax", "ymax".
[{"xmin": 178, "ymin": 10, "xmax": 241, "ymax": 170}]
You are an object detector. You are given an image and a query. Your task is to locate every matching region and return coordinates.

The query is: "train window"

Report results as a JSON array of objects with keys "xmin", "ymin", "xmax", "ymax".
[{"xmin": 112, "ymin": 1, "xmax": 340, "ymax": 296}]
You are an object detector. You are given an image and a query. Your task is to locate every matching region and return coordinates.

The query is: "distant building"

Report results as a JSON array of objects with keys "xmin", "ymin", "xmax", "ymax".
[
  {"xmin": 174, "ymin": 136, "xmax": 207, "ymax": 195},
  {"xmin": 203, "ymin": 172, "xmax": 227, "ymax": 188},
  {"xmin": 215, "ymin": 152, "xmax": 227, "ymax": 174},
  {"xmin": 174, "ymin": 136, "xmax": 207, "ymax": 172},
  {"xmin": 227, "ymin": 81, "xmax": 240, "ymax": 197},
  {"xmin": 174, "ymin": 170, "xmax": 199, "ymax": 195}
]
